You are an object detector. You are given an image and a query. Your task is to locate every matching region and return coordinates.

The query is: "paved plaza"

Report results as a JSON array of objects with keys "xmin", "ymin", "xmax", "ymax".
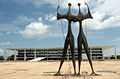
[{"xmin": 0, "ymin": 61, "xmax": 120, "ymax": 79}]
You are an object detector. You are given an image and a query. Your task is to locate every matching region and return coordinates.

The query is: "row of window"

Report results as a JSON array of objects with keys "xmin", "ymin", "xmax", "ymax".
[{"xmin": 18, "ymin": 48, "xmax": 102, "ymax": 52}]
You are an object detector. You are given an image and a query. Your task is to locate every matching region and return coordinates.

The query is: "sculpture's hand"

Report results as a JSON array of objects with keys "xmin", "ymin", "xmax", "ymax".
[
  {"xmin": 85, "ymin": 2, "xmax": 87, "ymax": 5},
  {"xmin": 85, "ymin": 2, "xmax": 89, "ymax": 8},
  {"xmin": 84, "ymin": 3, "xmax": 93, "ymax": 19},
  {"xmin": 57, "ymin": 5, "xmax": 60, "ymax": 10}
]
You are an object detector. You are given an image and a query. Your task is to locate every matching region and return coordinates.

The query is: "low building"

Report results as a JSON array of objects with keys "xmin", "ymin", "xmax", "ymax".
[{"xmin": 6, "ymin": 45, "xmax": 115, "ymax": 61}]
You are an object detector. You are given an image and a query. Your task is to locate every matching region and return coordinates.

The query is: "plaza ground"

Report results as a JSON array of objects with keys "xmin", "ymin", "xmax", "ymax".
[{"xmin": 0, "ymin": 60, "xmax": 120, "ymax": 79}]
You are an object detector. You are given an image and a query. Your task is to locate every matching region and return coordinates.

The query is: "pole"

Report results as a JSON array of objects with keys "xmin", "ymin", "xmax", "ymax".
[
  {"xmin": 34, "ymin": 49, "xmax": 36, "ymax": 59},
  {"xmin": 67, "ymin": 48, "xmax": 69, "ymax": 61},
  {"xmin": 4, "ymin": 48, "xmax": 7, "ymax": 62},
  {"xmin": 14, "ymin": 50, "xmax": 17, "ymax": 61},
  {"xmin": 115, "ymin": 45, "xmax": 117, "ymax": 60},
  {"xmin": 24, "ymin": 49, "xmax": 26, "ymax": 61}
]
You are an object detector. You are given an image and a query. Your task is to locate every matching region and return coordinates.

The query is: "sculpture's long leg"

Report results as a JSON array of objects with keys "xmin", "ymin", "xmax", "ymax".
[
  {"xmin": 82, "ymin": 32, "xmax": 98, "ymax": 75},
  {"xmin": 55, "ymin": 38, "xmax": 69, "ymax": 75},
  {"xmin": 70, "ymin": 37, "xmax": 76, "ymax": 75},
  {"xmin": 77, "ymin": 36, "xmax": 82, "ymax": 75}
]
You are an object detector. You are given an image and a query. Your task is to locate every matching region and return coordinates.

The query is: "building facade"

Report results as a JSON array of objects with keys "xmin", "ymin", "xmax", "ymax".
[{"xmin": 7, "ymin": 45, "xmax": 115, "ymax": 61}]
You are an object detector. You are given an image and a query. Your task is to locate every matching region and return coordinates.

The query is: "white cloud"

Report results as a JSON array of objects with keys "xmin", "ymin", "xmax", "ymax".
[
  {"xmin": 104, "ymin": 48, "xmax": 120, "ymax": 56},
  {"xmin": 83, "ymin": 0, "xmax": 120, "ymax": 30},
  {"xmin": 0, "ymin": 16, "xmax": 33, "ymax": 36},
  {"xmin": 13, "ymin": 0, "xmax": 120, "ymax": 30},
  {"xmin": 20, "ymin": 17, "xmax": 48, "ymax": 38},
  {"xmin": 0, "ymin": 49, "xmax": 4, "ymax": 56},
  {"xmin": 6, "ymin": 31, "xmax": 17, "ymax": 35},
  {"xmin": 58, "ymin": 0, "xmax": 87, "ymax": 9},
  {"xmin": 0, "ymin": 42, "xmax": 12, "ymax": 46},
  {"xmin": 67, "ymin": 0, "xmax": 120, "ymax": 31},
  {"xmin": 36, "ymin": 0, "xmax": 120, "ymax": 30},
  {"xmin": 91, "ymin": 0, "xmax": 120, "ymax": 15},
  {"xmin": 20, "ymin": 17, "xmax": 64, "ymax": 39},
  {"xmin": 38, "ymin": 17, "xmax": 42, "ymax": 22},
  {"xmin": 0, "ymin": 49, "xmax": 3, "ymax": 52},
  {"xmin": 13, "ymin": 15, "xmax": 34, "ymax": 25},
  {"xmin": 15, "ymin": 0, "xmax": 120, "ymax": 34},
  {"xmin": 50, "ymin": 0, "xmax": 120, "ymax": 30},
  {"xmin": 82, "ymin": 13, "xmax": 120, "ymax": 30},
  {"xmin": 50, "ymin": 16, "xmax": 56, "ymax": 21},
  {"xmin": 13, "ymin": 0, "xmax": 86, "ymax": 9},
  {"xmin": 1, "ymin": 16, "xmax": 34, "ymax": 35},
  {"xmin": 45, "ymin": 14, "xmax": 56, "ymax": 21}
]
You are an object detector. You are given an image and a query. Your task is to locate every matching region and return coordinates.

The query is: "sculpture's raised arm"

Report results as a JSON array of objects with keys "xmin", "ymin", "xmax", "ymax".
[
  {"xmin": 57, "ymin": 3, "xmax": 73, "ymax": 20},
  {"xmin": 84, "ymin": 3, "xmax": 93, "ymax": 19},
  {"xmin": 57, "ymin": 5, "xmax": 68, "ymax": 20}
]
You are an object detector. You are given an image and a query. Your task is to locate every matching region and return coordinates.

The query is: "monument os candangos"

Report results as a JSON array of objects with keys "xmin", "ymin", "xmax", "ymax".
[{"xmin": 55, "ymin": 3, "xmax": 99, "ymax": 76}]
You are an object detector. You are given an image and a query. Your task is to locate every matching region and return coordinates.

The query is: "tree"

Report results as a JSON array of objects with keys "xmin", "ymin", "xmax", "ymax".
[
  {"xmin": 7, "ymin": 55, "xmax": 14, "ymax": 60},
  {"xmin": 117, "ymin": 55, "xmax": 120, "ymax": 59},
  {"xmin": 110, "ymin": 55, "xmax": 115, "ymax": 59}
]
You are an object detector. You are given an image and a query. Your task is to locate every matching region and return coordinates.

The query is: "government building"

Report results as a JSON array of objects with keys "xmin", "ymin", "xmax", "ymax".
[{"xmin": 6, "ymin": 45, "xmax": 115, "ymax": 61}]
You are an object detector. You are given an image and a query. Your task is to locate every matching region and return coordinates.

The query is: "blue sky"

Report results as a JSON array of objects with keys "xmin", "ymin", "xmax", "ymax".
[{"xmin": 0, "ymin": 0, "xmax": 120, "ymax": 56}]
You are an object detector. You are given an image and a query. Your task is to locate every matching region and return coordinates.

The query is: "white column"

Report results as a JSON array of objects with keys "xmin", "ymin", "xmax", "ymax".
[
  {"xmin": 90, "ymin": 49, "xmax": 92, "ymax": 60},
  {"xmin": 4, "ymin": 49, "xmax": 7, "ymax": 61},
  {"xmin": 67, "ymin": 49, "xmax": 69, "ymax": 61},
  {"xmin": 34, "ymin": 49, "xmax": 36, "ymax": 59},
  {"xmin": 115, "ymin": 46, "xmax": 117, "ymax": 60},
  {"xmin": 14, "ymin": 50, "xmax": 17, "ymax": 61},
  {"xmin": 14, "ymin": 54, "xmax": 17, "ymax": 61},
  {"xmin": 102, "ymin": 48, "xmax": 105, "ymax": 60},
  {"xmin": 47, "ymin": 51, "xmax": 48, "ymax": 61},
  {"xmin": 24, "ymin": 49, "xmax": 26, "ymax": 61}
]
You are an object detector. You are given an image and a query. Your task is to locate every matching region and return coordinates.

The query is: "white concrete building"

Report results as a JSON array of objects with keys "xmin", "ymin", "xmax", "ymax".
[{"xmin": 6, "ymin": 45, "xmax": 115, "ymax": 61}]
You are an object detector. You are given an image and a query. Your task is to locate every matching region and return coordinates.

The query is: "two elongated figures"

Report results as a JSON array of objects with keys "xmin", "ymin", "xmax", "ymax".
[{"xmin": 55, "ymin": 3, "xmax": 98, "ymax": 76}]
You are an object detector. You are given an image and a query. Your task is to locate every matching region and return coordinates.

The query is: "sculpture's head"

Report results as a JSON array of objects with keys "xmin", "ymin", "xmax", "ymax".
[
  {"xmin": 68, "ymin": 3, "xmax": 71, "ymax": 6},
  {"xmin": 78, "ymin": 3, "xmax": 81, "ymax": 6}
]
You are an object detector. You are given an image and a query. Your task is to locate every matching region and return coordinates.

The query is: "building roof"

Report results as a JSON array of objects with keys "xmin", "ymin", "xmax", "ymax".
[
  {"xmin": 89, "ymin": 45, "xmax": 115, "ymax": 50},
  {"xmin": 7, "ymin": 45, "xmax": 115, "ymax": 51}
]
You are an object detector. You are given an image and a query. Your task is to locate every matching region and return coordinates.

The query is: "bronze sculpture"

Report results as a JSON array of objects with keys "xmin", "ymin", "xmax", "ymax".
[
  {"xmin": 55, "ymin": 3, "xmax": 77, "ymax": 75},
  {"xmin": 76, "ymin": 3, "xmax": 98, "ymax": 75},
  {"xmin": 55, "ymin": 3, "xmax": 98, "ymax": 76}
]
